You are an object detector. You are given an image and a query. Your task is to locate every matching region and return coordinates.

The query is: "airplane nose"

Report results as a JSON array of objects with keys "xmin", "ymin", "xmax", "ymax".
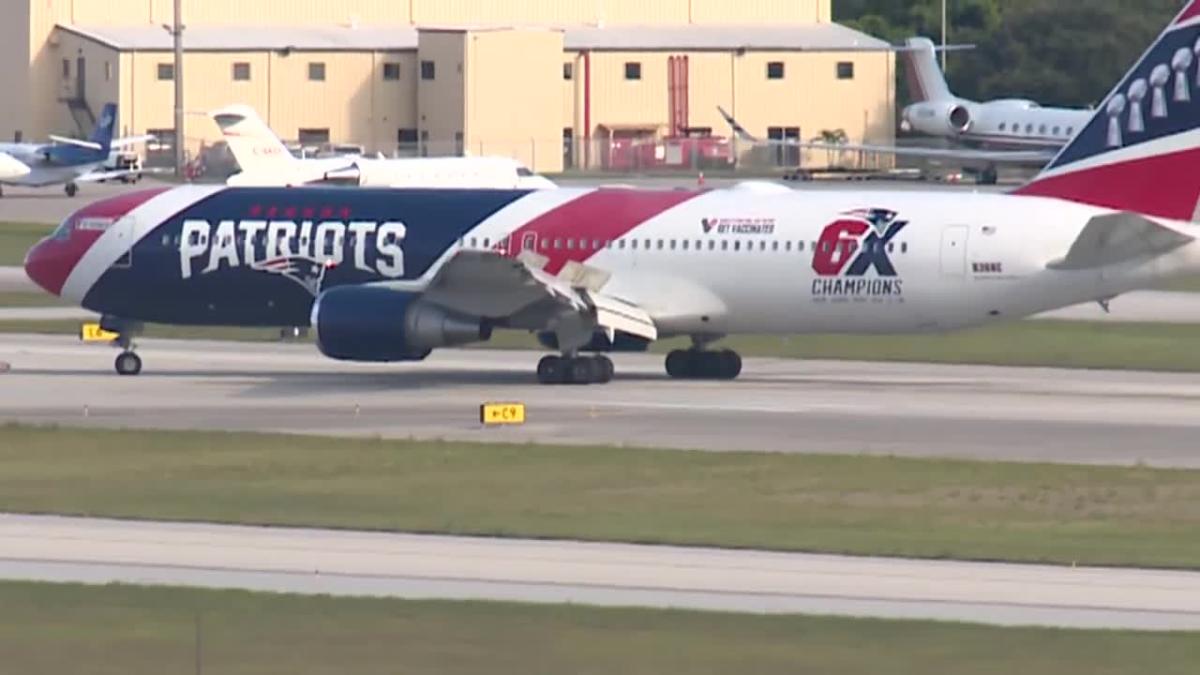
[
  {"xmin": 24, "ymin": 186, "xmax": 171, "ymax": 298},
  {"xmin": 0, "ymin": 152, "xmax": 30, "ymax": 180},
  {"xmin": 23, "ymin": 237, "xmax": 72, "ymax": 296}
]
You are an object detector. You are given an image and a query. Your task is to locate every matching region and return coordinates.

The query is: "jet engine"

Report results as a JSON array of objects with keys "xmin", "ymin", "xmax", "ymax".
[
  {"xmin": 902, "ymin": 101, "xmax": 974, "ymax": 136},
  {"xmin": 311, "ymin": 286, "xmax": 491, "ymax": 362}
]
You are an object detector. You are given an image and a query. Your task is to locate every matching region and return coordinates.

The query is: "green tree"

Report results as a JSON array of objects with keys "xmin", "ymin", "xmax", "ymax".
[{"xmin": 835, "ymin": 0, "xmax": 1183, "ymax": 108}]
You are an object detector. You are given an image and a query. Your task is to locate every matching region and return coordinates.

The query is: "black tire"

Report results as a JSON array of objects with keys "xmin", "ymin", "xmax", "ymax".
[
  {"xmin": 665, "ymin": 349, "xmax": 690, "ymax": 378},
  {"xmin": 568, "ymin": 357, "xmax": 595, "ymax": 385},
  {"xmin": 65, "ymin": 182, "xmax": 78, "ymax": 197},
  {"xmin": 719, "ymin": 350, "xmax": 743, "ymax": 380},
  {"xmin": 115, "ymin": 351, "xmax": 142, "ymax": 376},
  {"xmin": 596, "ymin": 356, "xmax": 615, "ymax": 383},
  {"xmin": 536, "ymin": 355, "xmax": 564, "ymax": 384}
]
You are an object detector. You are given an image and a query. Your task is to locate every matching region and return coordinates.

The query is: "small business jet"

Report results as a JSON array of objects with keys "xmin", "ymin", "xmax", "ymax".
[
  {"xmin": 898, "ymin": 37, "xmax": 1093, "ymax": 153},
  {"xmin": 210, "ymin": 104, "xmax": 556, "ymax": 190},
  {"xmin": 24, "ymin": 2, "xmax": 1200, "ymax": 384},
  {"xmin": 719, "ymin": 37, "xmax": 1097, "ymax": 184},
  {"xmin": 0, "ymin": 103, "xmax": 152, "ymax": 197}
]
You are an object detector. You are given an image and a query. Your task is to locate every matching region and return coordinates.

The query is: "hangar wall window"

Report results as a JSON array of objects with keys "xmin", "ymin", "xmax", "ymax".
[
  {"xmin": 563, "ymin": 62, "xmax": 573, "ymax": 80},
  {"xmin": 104, "ymin": 61, "xmax": 112, "ymax": 81},
  {"xmin": 397, "ymin": 128, "xmax": 418, "ymax": 155},
  {"xmin": 232, "ymin": 62, "xmax": 251, "ymax": 81},
  {"xmin": 420, "ymin": 60, "xmax": 435, "ymax": 80},
  {"xmin": 61, "ymin": 58, "xmax": 70, "ymax": 79},
  {"xmin": 624, "ymin": 62, "xmax": 642, "ymax": 80},
  {"xmin": 766, "ymin": 62, "xmax": 785, "ymax": 80},
  {"xmin": 298, "ymin": 128, "xmax": 330, "ymax": 146},
  {"xmin": 308, "ymin": 62, "xmax": 326, "ymax": 81},
  {"xmin": 836, "ymin": 61, "xmax": 855, "ymax": 80},
  {"xmin": 383, "ymin": 62, "xmax": 401, "ymax": 81},
  {"xmin": 157, "ymin": 63, "xmax": 174, "ymax": 81}
]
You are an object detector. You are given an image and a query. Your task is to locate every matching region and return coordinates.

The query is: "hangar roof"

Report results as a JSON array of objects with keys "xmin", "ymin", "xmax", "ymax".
[{"xmin": 57, "ymin": 22, "xmax": 889, "ymax": 53}]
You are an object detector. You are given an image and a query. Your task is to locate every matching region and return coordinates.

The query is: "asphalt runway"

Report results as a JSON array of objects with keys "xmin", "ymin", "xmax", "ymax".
[
  {"xmin": 1, "ymin": 334, "xmax": 1198, "ymax": 467},
  {"xmin": 2, "ymin": 513, "xmax": 1197, "ymax": 630}
]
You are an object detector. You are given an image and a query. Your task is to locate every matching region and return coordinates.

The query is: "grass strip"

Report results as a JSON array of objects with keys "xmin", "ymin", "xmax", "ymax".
[
  {"xmin": 1, "ymin": 425, "xmax": 1198, "ymax": 569},
  {"xmin": 0, "ymin": 581, "xmax": 1195, "ymax": 675},
  {"xmin": 0, "ymin": 222, "xmax": 53, "ymax": 266}
]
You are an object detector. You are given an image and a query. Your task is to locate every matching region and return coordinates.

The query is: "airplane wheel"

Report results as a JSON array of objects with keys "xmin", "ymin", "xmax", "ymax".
[
  {"xmin": 665, "ymin": 349, "xmax": 692, "ymax": 378},
  {"xmin": 568, "ymin": 357, "xmax": 595, "ymax": 385},
  {"xmin": 595, "ymin": 355, "xmax": 615, "ymax": 383},
  {"xmin": 537, "ymin": 355, "xmax": 613, "ymax": 385},
  {"xmin": 65, "ymin": 182, "xmax": 78, "ymax": 197},
  {"xmin": 718, "ymin": 350, "xmax": 742, "ymax": 380},
  {"xmin": 665, "ymin": 349, "xmax": 742, "ymax": 380},
  {"xmin": 537, "ymin": 355, "xmax": 565, "ymax": 384},
  {"xmin": 115, "ymin": 351, "xmax": 142, "ymax": 376}
]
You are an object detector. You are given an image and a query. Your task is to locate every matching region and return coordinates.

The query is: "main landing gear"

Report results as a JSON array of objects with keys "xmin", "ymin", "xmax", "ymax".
[
  {"xmin": 64, "ymin": 182, "xmax": 78, "ymax": 197},
  {"xmin": 665, "ymin": 348, "xmax": 742, "ymax": 380},
  {"xmin": 536, "ymin": 354, "xmax": 614, "ymax": 385}
]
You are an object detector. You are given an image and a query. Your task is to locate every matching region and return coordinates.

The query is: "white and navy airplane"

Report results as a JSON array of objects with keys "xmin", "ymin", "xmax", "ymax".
[
  {"xmin": 0, "ymin": 103, "xmax": 153, "ymax": 197},
  {"xmin": 23, "ymin": 2, "xmax": 1200, "ymax": 383},
  {"xmin": 211, "ymin": 104, "xmax": 557, "ymax": 190}
]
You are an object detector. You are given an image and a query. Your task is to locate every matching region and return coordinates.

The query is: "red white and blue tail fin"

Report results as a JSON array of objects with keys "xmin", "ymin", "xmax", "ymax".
[{"xmin": 1016, "ymin": 1, "xmax": 1200, "ymax": 221}]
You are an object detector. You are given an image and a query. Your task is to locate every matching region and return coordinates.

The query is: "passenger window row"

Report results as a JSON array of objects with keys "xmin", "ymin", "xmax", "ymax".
[{"xmin": 460, "ymin": 237, "xmax": 909, "ymax": 255}]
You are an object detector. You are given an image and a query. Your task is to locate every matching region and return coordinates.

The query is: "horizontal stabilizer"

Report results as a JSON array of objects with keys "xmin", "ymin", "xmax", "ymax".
[
  {"xmin": 1048, "ymin": 212, "xmax": 1194, "ymax": 271},
  {"xmin": 109, "ymin": 134, "xmax": 156, "ymax": 148},
  {"xmin": 48, "ymin": 136, "xmax": 102, "ymax": 151}
]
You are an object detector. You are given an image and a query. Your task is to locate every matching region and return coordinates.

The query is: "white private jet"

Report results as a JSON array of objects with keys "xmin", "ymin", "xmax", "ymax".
[
  {"xmin": 209, "ymin": 105, "xmax": 556, "ymax": 190},
  {"xmin": 25, "ymin": 1, "xmax": 1200, "ymax": 382},
  {"xmin": 899, "ymin": 37, "xmax": 1093, "ymax": 156},
  {"xmin": 0, "ymin": 103, "xmax": 153, "ymax": 197}
]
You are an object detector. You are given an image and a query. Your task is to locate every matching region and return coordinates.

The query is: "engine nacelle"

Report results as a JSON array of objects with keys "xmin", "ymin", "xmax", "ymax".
[
  {"xmin": 311, "ymin": 286, "xmax": 490, "ymax": 362},
  {"xmin": 902, "ymin": 101, "xmax": 974, "ymax": 136}
]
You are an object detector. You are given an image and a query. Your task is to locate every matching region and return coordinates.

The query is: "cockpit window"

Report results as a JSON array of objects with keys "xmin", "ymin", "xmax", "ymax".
[
  {"xmin": 50, "ymin": 217, "xmax": 74, "ymax": 241},
  {"xmin": 516, "ymin": 167, "xmax": 534, "ymax": 177}
]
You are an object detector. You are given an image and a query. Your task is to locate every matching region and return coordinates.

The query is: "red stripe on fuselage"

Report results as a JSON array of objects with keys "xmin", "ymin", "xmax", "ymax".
[
  {"xmin": 23, "ymin": 187, "xmax": 170, "ymax": 296},
  {"xmin": 1015, "ymin": 148, "xmax": 1200, "ymax": 221},
  {"xmin": 505, "ymin": 189, "xmax": 705, "ymax": 274},
  {"xmin": 1176, "ymin": 2, "xmax": 1200, "ymax": 25}
]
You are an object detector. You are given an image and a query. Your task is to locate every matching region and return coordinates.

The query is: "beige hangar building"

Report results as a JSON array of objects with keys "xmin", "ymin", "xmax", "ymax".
[{"xmin": 0, "ymin": 0, "xmax": 895, "ymax": 174}]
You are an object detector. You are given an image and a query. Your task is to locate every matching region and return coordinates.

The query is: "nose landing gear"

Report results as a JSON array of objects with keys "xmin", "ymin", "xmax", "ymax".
[
  {"xmin": 64, "ymin": 182, "xmax": 78, "ymax": 197},
  {"xmin": 102, "ymin": 317, "xmax": 144, "ymax": 376},
  {"xmin": 115, "ymin": 350, "xmax": 142, "ymax": 376}
]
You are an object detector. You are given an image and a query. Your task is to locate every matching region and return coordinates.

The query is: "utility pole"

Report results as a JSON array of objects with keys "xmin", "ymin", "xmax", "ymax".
[
  {"xmin": 936, "ymin": 0, "xmax": 945, "ymax": 70},
  {"xmin": 171, "ymin": 0, "xmax": 185, "ymax": 178}
]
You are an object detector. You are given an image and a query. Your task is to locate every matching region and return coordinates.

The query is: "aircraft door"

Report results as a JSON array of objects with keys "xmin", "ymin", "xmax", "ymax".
[
  {"xmin": 939, "ymin": 225, "xmax": 968, "ymax": 277},
  {"xmin": 111, "ymin": 214, "xmax": 135, "ymax": 269}
]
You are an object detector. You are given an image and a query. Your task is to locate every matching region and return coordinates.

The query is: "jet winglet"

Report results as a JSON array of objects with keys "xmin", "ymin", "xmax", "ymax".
[{"xmin": 1047, "ymin": 212, "xmax": 1194, "ymax": 271}]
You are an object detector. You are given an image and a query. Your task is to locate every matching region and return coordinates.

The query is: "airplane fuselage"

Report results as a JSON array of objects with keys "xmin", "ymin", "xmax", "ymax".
[
  {"xmin": 31, "ymin": 185, "xmax": 1198, "ymax": 339},
  {"xmin": 903, "ymin": 99, "xmax": 1092, "ymax": 153}
]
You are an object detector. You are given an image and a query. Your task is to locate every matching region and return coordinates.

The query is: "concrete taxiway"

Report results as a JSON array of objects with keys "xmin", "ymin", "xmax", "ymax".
[
  {"xmin": 1, "ymin": 334, "xmax": 1198, "ymax": 467},
  {"xmin": 1, "ymin": 513, "xmax": 1197, "ymax": 630},
  {"xmin": 4, "ymin": 284, "xmax": 1200, "ymax": 323}
]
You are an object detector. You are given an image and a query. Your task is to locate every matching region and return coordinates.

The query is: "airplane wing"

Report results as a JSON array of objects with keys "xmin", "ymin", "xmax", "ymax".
[
  {"xmin": 382, "ymin": 249, "xmax": 657, "ymax": 341},
  {"xmin": 47, "ymin": 136, "xmax": 103, "ymax": 151},
  {"xmin": 1048, "ymin": 212, "xmax": 1195, "ymax": 271},
  {"xmin": 110, "ymin": 134, "xmax": 156, "ymax": 148},
  {"xmin": 716, "ymin": 106, "xmax": 1055, "ymax": 165}
]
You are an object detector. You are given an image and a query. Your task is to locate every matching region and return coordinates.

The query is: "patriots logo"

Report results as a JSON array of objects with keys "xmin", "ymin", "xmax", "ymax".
[
  {"xmin": 251, "ymin": 255, "xmax": 331, "ymax": 296},
  {"xmin": 842, "ymin": 208, "xmax": 900, "ymax": 236}
]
